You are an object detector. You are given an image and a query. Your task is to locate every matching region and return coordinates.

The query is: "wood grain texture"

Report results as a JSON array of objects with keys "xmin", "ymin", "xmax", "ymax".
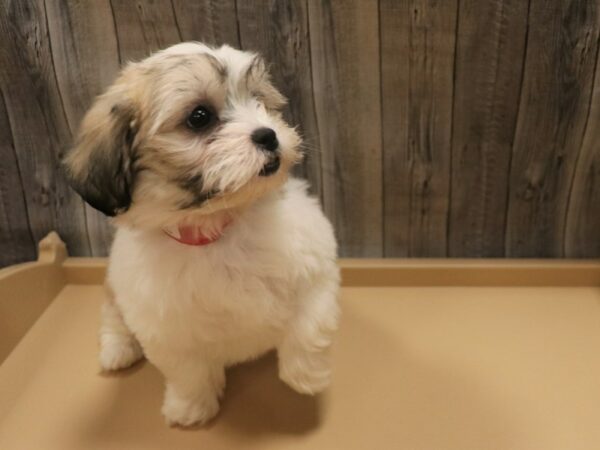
[
  {"xmin": 565, "ymin": 44, "xmax": 600, "ymax": 257},
  {"xmin": 45, "ymin": 0, "xmax": 121, "ymax": 256},
  {"xmin": 110, "ymin": 0, "xmax": 181, "ymax": 62},
  {"xmin": 2, "ymin": 0, "xmax": 600, "ymax": 266},
  {"xmin": 448, "ymin": 0, "xmax": 529, "ymax": 257},
  {"xmin": 0, "ymin": 89, "xmax": 36, "ymax": 266},
  {"xmin": 506, "ymin": 0, "xmax": 600, "ymax": 257},
  {"xmin": 381, "ymin": 0, "xmax": 458, "ymax": 257},
  {"xmin": 0, "ymin": 0, "xmax": 91, "ymax": 259},
  {"xmin": 309, "ymin": 0, "xmax": 383, "ymax": 257},
  {"xmin": 171, "ymin": 0, "xmax": 239, "ymax": 46},
  {"xmin": 236, "ymin": 0, "xmax": 322, "ymax": 197}
]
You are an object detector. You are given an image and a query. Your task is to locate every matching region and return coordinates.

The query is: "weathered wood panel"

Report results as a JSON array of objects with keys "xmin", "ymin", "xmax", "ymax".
[
  {"xmin": 381, "ymin": 0, "xmax": 457, "ymax": 257},
  {"xmin": 2, "ymin": 0, "xmax": 600, "ymax": 266},
  {"xmin": 505, "ymin": 0, "xmax": 600, "ymax": 257},
  {"xmin": 565, "ymin": 44, "xmax": 600, "ymax": 257},
  {"xmin": 308, "ymin": 0, "xmax": 383, "ymax": 256},
  {"xmin": 0, "ymin": 89, "xmax": 36, "ymax": 266},
  {"xmin": 170, "ymin": 0, "xmax": 239, "ymax": 46},
  {"xmin": 448, "ymin": 0, "xmax": 529, "ymax": 257},
  {"xmin": 45, "ymin": 0, "xmax": 121, "ymax": 255},
  {"xmin": 110, "ymin": 0, "xmax": 181, "ymax": 62},
  {"xmin": 236, "ymin": 0, "xmax": 322, "ymax": 197},
  {"xmin": 0, "ymin": 0, "xmax": 91, "ymax": 258}
]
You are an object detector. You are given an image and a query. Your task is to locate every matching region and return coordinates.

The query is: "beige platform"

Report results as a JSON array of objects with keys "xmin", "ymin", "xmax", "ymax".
[{"xmin": 1, "ymin": 233, "xmax": 600, "ymax": 450}]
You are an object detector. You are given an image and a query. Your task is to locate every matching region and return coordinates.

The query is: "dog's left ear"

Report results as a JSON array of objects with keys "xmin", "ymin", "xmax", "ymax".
[
  {"xmin": 63, "ymin": 81, "xmax": 139, "ymax": 217},
  {"xmin": 246, "ymin": 55, "xmax": 287, "ymax": 110}
]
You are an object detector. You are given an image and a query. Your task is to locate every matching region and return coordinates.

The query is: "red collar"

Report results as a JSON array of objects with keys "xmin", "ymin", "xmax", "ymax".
[{"xmin": 163, "ymin": 221, "xmax": 231, "ymax": 246}]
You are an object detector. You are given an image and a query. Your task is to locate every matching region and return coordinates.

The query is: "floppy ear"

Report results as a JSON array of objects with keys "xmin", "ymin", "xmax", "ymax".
[
  {"xmin": 246, "ymin": 55, "xmax": 287, "ymax": 110},
  {"xmin": 63, "ymin": 83, "xmax": 138, "ymax": 217}
]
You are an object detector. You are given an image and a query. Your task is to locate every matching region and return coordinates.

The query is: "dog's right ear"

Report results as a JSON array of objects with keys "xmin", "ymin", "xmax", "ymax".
[{"xmin": 63, "ymin": 82, "xmax": 139, "ymax": 217}]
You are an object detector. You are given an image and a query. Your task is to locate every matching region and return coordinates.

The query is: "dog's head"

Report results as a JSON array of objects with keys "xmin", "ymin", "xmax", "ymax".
[{"xmin": 64, "ymin": 42, "xmax": 301, "ymax": 229}]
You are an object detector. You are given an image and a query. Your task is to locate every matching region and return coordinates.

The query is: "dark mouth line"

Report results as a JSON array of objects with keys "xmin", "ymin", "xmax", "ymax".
[
  {"xmin": 175, "ymin": 153, "xmax": 282, "ymax": 211},
  {"xmin": 259, "ymin": 156, "xmax": 280, "ymax": 176}
]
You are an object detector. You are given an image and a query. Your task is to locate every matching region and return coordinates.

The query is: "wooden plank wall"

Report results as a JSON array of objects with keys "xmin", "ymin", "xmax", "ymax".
[{"xmin": 1, "ymin": 0, "xmax": 599, "ymax": 266}]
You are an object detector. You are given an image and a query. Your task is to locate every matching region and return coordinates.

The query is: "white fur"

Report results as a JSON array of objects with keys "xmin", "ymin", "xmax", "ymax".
[{"xmin": 105, "ymin": 179, "xmax": 339, "ymax": 426}]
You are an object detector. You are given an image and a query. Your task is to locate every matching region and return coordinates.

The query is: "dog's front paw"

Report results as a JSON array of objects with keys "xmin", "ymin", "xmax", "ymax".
[
  {"xmin": 161, "ymin": 385, "xmax": 220, "ymax": 427},
  {"xmin": 99, "ymin": 334, "xmax": 144, "ymax": 371},
  {"xmin": 279, "ymin": 350, "xmax": 332, "ymax": 395}
]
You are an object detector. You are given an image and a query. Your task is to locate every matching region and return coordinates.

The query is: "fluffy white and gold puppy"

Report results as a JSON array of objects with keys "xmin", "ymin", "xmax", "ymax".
[{"xmin": 64, "ymin": 42, "xmax": 340, "ymax": 427}]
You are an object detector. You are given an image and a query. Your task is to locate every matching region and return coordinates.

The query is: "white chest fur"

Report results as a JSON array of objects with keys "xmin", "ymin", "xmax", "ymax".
[{"xmin": 106, "ymin": 179, "xmax": 338, "ymax": 364}]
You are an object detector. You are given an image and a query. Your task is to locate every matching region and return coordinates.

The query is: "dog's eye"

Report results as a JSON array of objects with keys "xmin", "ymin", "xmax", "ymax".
[{"xmin": 186, "ymin": 106, "xmax": 213, "ymax": 130}]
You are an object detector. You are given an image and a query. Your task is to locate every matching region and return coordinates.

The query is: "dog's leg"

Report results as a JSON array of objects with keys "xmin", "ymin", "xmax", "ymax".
[
  {"xmin": 278, "ymin": 276, "xmax": 340, "ymax": 395},
  {"xmin": 99, "ymin": 287, "xmax": 144, "ymax": 371},
  {"xmin": 152, "ymin": 354, "xmax": 224, "ymax": 427}
]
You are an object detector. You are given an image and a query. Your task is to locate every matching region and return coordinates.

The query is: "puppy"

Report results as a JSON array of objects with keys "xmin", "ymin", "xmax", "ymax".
[{"xmin": 63, "ymin": 42, "xmax": 340, "ymax": 427}]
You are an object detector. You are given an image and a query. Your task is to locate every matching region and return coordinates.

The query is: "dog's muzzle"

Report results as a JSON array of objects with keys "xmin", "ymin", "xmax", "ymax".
[
  {"xmin": 260, "ymin": 156, "xmax": 281, "ymax": 176},
  {"xmin": 252, "ymin": 127, "xmax": 280, "ymax": 176}
]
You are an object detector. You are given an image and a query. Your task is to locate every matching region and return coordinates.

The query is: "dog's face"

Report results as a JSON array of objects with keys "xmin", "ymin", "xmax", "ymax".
[{"xmin": 64, "ymin": 43, "xmax": 301, "ymax": 229}]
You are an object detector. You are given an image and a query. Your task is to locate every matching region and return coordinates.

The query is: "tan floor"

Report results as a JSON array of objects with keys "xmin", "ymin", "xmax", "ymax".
[{"xmin": 1, "ymin": 284, "xmax": 600, "ymax": 449}]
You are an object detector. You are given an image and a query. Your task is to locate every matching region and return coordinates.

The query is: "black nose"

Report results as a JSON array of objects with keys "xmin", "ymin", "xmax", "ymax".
[{"xmin": 251, "ymin": 127, "xmax": 278, "ymax": 152}]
